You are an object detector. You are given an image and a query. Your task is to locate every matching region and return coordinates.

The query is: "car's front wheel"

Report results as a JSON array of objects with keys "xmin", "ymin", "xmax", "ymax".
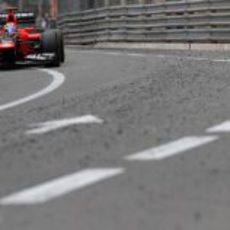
[{"xmin": 42, "ymin": 30, "xmax": 62, "ymax": 67}]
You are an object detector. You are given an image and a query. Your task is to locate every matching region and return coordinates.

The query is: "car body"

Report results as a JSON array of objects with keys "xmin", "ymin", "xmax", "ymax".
[{"xmin": 0, "ymin": 7, "xmax": 64, "ymax": 67}]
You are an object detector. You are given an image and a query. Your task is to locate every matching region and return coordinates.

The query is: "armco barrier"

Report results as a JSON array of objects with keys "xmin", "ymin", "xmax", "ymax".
[{"xmin": 57, "ymin": 0, "xmax": 230, "ymax": 45}]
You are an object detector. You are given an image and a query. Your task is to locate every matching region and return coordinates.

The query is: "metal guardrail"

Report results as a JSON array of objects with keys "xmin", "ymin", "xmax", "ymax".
[{"xmin": 57, "ymin": 0, "xmax": 230, "ymax": 45}]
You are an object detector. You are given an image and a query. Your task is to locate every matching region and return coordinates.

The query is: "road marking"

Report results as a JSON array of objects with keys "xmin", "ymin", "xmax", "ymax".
[
  {"xmin": 70, "ymin": 50, "xmax": 123, "ymax": 56},
  {"xmin": 207, "ymin": 121, "xmax": 230, "ymax": 133},
  {"xmin": 26, "ymin": 115, "xmax": 103, "ymax": 135},
  {"xmin": 212, "ymin": 59, "xmax": 230, "ymax": 63},
  {"xmin": 0, "ymin": 168, "xmax": 124, "ymax": 205},
  {"xmin": 69, "ymin": 50, "xmax": 144, "ymax": 58},
  {"xmin": 125, "ymin": 136, "xmax": 219, "ymax": 161},
  {"xmin": 0, "ymin": 69, "xmax": 65, "ymax": 112},
  {"xmin": 104, "ymin": 52, "xmax": 124, "ymax": 56},
  {"xmin": 155, "ymin": 54, "xmax": 230, "ymax": 63},
  {"xmin": 99, "ymin": 52, "xmax": 144, "ymax": 58},
  {"xmin": 126, "ymin": 53, "xmax": 145, "ymax": 57},
  {"xmin": 72, "ymin": 50, "xmax": 230, "ymax": 63}
]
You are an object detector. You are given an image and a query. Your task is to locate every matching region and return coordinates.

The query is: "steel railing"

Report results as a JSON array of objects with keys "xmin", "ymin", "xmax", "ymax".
[{"xmin": 57, "ymin": 0, "xmax": 230, "ymax": 45}]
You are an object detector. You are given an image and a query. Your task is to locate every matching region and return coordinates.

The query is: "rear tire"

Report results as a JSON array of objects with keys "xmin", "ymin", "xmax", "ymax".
[{"xmin": 42, "ymin": 30, "xmax": 61, "ymax": 67}]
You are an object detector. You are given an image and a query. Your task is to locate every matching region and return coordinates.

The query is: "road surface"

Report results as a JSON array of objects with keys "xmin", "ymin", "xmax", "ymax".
[{"xmin": 0, "ymin": 49, "xmax": 230, "ymax": 229}]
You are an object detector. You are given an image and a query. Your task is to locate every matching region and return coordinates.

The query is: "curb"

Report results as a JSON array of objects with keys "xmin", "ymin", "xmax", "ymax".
[
  {"xmin": 67, "ymin": 42, "xmax": 230, "ymax": 52},
  {"xmin": 95, "ymin": 43, "xmax": 230, "ymax": 51}
]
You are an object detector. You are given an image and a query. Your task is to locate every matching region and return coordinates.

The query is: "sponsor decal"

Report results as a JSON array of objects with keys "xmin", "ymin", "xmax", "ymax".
[{"xmin": 26, "ymin": 53, "xmax": 55, "ymax": 61}]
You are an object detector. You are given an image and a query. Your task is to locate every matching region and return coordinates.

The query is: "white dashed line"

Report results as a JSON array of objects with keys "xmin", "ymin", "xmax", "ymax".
[
  {"xmin": 26, "ymin": 115, "xmax": 103, "ymax": 135},
  {"xmin": 0, "ymin": 69, "xmax": 65, "ymax": 112},
  {"xmin": 125, "ymin": 136, "xmax": 219, "ymax": 161},
  {"xmin": 0, "ymin": 168, "xmax": 124, "ymax": 205},
  {"xmin": 207, "ymin": 121, "xmax": 230, "ymax": 133}
]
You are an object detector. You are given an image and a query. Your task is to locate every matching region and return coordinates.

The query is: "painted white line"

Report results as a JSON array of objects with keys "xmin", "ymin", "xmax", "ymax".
[
  {"xmin": 26, "ymin": 115, "xmax": 104, "ymax": 135},
  {"xmin": 104, "ymin": 52, "xmax": 124, "ymax": 56},
  {"xmin": 155, "ymin": 54, "xmax": 230, "ymax": 63},
  {"xmin": 207, "ymin": 121, "xmax": 230, "ymax": 133},
  {"xmin": 0, "ymin": 168, "xmax": 124, "ymax": 205},
  {"xmin": 69, "ymin": 50, "xmax": 144, "ymax": 58},
  {"xmin": 71, "ymin": 50, "xmax": 230, "ymax": 63},
  {"xmin": 70, "ymin": 50, "xmax": 123, "ymax": 56},
  {"xmin": 212, "ymin": 59, "xmax": 230, "ymax": 63},
  {"xmin": 0, "ymin": 69, "xmax": 65, "ymax": 112},
  {"xmin": 100, "ymin": 52, "xmax": 144, "ymax": 58},
  {"xmin": 126, "ymin": 136, "xmax": 219, "ymax": 161},
  {"xmin": 126, "ymin": 53, "xmax": 145, "ymax": 57},
  {"xmin": 156, "ymin": 55, "xmax": 210, "ymax": 62}
]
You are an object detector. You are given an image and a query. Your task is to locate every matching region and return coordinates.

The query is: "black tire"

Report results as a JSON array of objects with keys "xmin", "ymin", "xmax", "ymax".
[
  {"xmin": 3, "ymin": 50, "xmax": 16, "ymax": 66},
  {"xmin": 42, "ymin": 30, "xmax": 61, "ymax": 67},
  {"xmin": 55, "ymin": 30, "xmax": 65, "ymax": 63}
]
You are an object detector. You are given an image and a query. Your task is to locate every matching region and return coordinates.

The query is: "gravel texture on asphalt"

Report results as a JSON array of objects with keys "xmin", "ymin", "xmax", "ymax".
[{"xmin": 1, "ymin": 49, "xmax": 230, "ymax": 230}]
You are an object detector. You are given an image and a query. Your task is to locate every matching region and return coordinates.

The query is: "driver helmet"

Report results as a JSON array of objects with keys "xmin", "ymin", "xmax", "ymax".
[{"xmin": 5, "ymin": 23, "xmax": 16, "ymax": 37}]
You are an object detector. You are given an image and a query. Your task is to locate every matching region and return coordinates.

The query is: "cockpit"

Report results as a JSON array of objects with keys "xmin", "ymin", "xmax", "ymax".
[{"xmin": 5, "ymin": 23, "xmax": 17, "ymax": 37}]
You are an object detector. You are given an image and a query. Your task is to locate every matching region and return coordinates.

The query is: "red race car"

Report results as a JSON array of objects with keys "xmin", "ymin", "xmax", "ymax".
[{"xmin": 0, "ymin": 7, "xmax": 64, "ymax": 67}]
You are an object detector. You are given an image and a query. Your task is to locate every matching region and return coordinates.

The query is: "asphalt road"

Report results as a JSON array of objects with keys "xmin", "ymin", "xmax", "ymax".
[{"xmin": 0, "ymin": 48, "xmax": 230, "ymax": 229}]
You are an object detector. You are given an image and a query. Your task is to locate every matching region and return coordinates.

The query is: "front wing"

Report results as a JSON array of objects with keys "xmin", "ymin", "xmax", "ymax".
[{"xmin": 25, "ymin": 53, "xmax": 55, "ymax": 62}]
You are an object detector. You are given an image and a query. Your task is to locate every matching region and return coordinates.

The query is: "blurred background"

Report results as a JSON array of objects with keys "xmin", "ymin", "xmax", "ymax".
[
  {"xmin": 0, "ymin": 0, "xmax": 183, "ymax": 28},
  {"xmin": 0, "ymin": 0, "xmax": 182, "ymax": 17}
]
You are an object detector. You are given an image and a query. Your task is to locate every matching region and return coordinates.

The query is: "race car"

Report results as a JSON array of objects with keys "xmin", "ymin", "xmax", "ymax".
[{"xmin": 0, "ymin": 7, "xmax": 65, "ymax": 67}]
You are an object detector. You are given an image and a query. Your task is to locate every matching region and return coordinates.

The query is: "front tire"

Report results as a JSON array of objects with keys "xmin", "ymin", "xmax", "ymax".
[
  {"xmin": 42, "ymin": 30, "xmax": 61, "ymax": 67},
  {"xmin": 2, "ymin": 50, "xmax": 16, "ymax": 67},
  {"xmin": 55, "ymin": 30, "xmax": 65, "ymax": 63}
]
